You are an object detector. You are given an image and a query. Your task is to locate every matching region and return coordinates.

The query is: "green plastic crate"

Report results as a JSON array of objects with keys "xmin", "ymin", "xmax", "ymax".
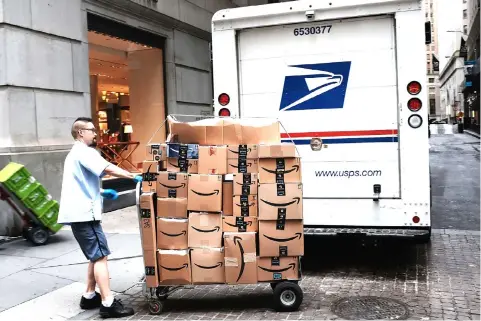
[
  {"xmin": 31, "ymin": 199, "xmax": 55, "ymax": 217},
  {"xmin": 22, "ymin": 183, "xmax": 49, "ymax": 209},
  {"xmin": 48, "ymin": 222, "xmax": 63, "ymax": 233},
  {"xmin": 38, "ymin": 201, "xmax": 59, "ymax": 227},
  {"xmin": 0, "ymin": 162, "xmax": 36, "ymax": 198}
]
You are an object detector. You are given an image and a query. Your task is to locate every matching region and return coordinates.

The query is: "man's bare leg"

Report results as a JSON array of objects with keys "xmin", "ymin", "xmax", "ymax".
[
  {"xmin": 94, "ymin": 256, "xmax": 113, "ymax": 301},
  {"xmin": 86, "ymin": 262, "xmax": 96, "ymax": 293}
]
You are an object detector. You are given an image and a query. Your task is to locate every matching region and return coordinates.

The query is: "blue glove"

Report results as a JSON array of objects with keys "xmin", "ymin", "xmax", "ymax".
[
  {"xmin": 101, "ymin": 189, "xmax": 118, "ymax": 200},
  {"xmin": 133, "ymin": 175, "xmax": 143, "ymax": 183}
]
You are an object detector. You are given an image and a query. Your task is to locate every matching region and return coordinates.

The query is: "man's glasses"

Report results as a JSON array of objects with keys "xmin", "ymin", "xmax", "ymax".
[{"xmin": 81, "ymin": 128, "xmax": 97, "ymax": 133}]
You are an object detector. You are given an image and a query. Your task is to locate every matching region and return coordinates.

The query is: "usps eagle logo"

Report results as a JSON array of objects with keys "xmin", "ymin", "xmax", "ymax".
[{"xmin": 279, "ymin": 62, "xmax": 351, "ymax": 111}]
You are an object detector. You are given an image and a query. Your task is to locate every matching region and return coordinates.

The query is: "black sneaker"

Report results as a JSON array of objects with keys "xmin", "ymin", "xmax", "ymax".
[
  {"xmin": 99, "ymin": 298, "xmax": 134, "ymax": 318},
  {"xmin": 80, "ymin": 292, "xmax": 101, "ymax": 309}
]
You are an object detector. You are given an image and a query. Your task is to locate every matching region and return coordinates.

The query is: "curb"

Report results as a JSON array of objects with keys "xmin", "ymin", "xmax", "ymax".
[{"xmin": 464, "ymin": 130, "xmax": 481, "ymax": 139}]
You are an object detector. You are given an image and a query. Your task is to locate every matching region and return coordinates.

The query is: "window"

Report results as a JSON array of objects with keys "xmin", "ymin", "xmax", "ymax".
[
  {"xmin": 430, "ymin": 99, "xmax": 436, "ymax": 115},
  {"xmin": 464, "ymin": 25, "xmax": 468, "ymax": 35},
  {"xmin": 429, "ymin": 78, "xmax": 435, "ymax": 83},
  {"xmin": 463, "ymin": 9, "xmax": 467, "ymax": 19}
]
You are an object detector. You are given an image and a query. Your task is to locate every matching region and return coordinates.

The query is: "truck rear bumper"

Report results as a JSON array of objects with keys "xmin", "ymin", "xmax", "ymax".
[{"xmin": 304, "ymin": 226, "xmax": 431, "ymax": 238}]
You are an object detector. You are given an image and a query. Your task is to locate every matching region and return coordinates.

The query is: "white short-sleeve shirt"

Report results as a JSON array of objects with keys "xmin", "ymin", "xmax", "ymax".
[{"xmin": 58, "ymin": 141, "xmax": 110, "ymax": 224}]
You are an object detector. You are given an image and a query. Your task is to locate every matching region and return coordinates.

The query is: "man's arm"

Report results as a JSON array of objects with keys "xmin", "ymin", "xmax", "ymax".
[{"xmin": 103, "ymin": 164, "xmax": 138, "ymax": 180}]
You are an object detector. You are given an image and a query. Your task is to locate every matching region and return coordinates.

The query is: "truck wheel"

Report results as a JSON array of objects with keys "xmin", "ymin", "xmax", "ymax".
[
  {"xmin": 28, "ymin": 227, "xmax": 49, "ymax": 246},
  {"xmin": 273, "ymin": 281, "xmax": 303, "ymax": 312}
]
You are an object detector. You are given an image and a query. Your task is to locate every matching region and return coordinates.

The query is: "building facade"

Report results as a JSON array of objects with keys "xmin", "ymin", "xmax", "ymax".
[
  {"xmin": 463, "ymin": 0, "xmax": 480, "ymax": 132},
  {"xmin": 0, "ymin": 0, "xmax": 269, "ymax": 235},
  {"xmin": 423, "ymin": 0, "xmax": 441, "ymax": 119}
]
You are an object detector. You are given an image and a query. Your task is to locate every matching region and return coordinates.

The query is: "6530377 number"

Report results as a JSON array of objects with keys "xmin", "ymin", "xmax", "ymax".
[{"xmin": 294, "ymin": 25, "xmax": 332, "ymax": 36}]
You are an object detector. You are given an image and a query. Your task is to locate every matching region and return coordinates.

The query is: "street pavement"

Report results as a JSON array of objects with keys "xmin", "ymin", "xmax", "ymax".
[{"xmin": 0, "ymin": 129, "xmax": 479, "ymax": 320}]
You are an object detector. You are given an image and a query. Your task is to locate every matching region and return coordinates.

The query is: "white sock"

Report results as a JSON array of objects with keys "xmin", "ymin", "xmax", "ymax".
[
  {"xmin": 83, "ymin": 291, "xmax": 96, "ymax": 299},
  {"xmin": 102, "ymin": 295, "xmax": 114, "ymax": 307}
]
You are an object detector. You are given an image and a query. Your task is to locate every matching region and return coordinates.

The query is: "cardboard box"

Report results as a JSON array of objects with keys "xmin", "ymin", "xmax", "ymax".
[
  {"xmin": 257, "ymin": 257, "xmax": 300, "ymax": 282},
  {"xmin": 159, "ymin": 160, "xmax": 167, "ymax": 171},
  {"xmin": 157, "ymin": 172, "xmax": 188, "ymax": 198},
  {"xmin": 167, "ymin": 116, "xmax": 224, "ymax": 145},
  {"xmin": 156, "ymin": 218, "xmax": 188, "ymax": 250},
  {"xmin": 224, "ymin": 232, "xmax": 257, "ymax": 284},
  {"xmin": 233, "ymin": 195, "xmax": 258, "ymax": 217},
  {"xmin": 222, "ymin": 181, "xmax": 233, "ymax": 216},
  {"xmin": 157, "ymin": 197, "xmax": 188, "ymax": 219},
  {"xmin": 146, "ymin": 144, "xmax": 167, "ymax": 162},
  {"xmin": 258, "ymin": 220, "xmax": 304, "ymax": 257},
  {"xmin": 227, "ymin": 159, "xmax": 259, "ymax": 174},
  {"xmin": 258, "ymin": 183, "xmax": 303, "ymax": 220},
  {"xmin": 187, "ymin": 174, "xmax": 223, "ymax": 212},
  {"xmin": 227, "ymin": 144, "xmax": 259, "ymax": 159},
  {"xmin": 166, "ymin": 158, "xmax": 198, "ymax": 173},
  {"xmin": 190, "ymin": 248, "xmax": 225, "ymax": 284},
  {"xmin": 158, "ymin": 250, "xmax": 191, "ymax": 285},
  {"xmin": 143, "ymin": 250, "xmax": 159, "ymax": 288},
  {"xmin": 223, "ymin": 118, "xmax": 281, "ymax": 145},
  {"xmin": 222, "ymin": 216, "xmax": 258, "ymax": 233},
  {"xmin": 258, "ymin": 158, "xmax": 301, "ymax": 184},
  {"xmin": 188, "ymin": 212, "xmax": 223, "ymax": 248},
  {"xmin": 167, "ymin": 143, "xmax": 199, "ymax": 159},
  {"xmin": 233, "ymin": 173, "xmax": 258, "ymax": 196},
  {"xmin": 139, "ymin": 193, "xmax": 156, "ymax": 251},
  {"xmin": 258, "ymin": 143, "xmax": 296, "ymax": 158},
  {"xmin": 142, "ymin": 161, "xmax": 159, "ymax": 193},
  {"xmin": 198, "ymin": 146, "xmax": 228, "ymax": 175}
]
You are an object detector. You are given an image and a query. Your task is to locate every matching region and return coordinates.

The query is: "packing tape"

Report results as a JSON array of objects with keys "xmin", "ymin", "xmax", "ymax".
[
  {"xmin": 271, "ymin": 145, "xmax": 283, "ymax": 156},
  {"xmin": 244, "ymin": 252, "xmax": 256, "ymax": 263},
  {"xmin": 200, "ymin": 214, "xmax": 209, "ymax": 227},
  {"xmin": 225, "ymin": 257, "xmax": 238, "ymax": 267}
]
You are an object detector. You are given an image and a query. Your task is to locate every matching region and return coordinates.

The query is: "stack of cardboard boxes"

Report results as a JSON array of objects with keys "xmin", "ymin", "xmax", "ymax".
[{"xmin": 138, "ymin": 117, "xmax": 302, "ymax": 288}]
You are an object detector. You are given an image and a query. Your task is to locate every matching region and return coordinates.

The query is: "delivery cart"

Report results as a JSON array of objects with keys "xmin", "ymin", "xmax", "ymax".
[
  {"xmin": 0, "ymin": 182, "xmax": 55, "ymax": 245},
  {"xmin": 135, "ymin": 182, "xmax": 304, "ymax": 315}
]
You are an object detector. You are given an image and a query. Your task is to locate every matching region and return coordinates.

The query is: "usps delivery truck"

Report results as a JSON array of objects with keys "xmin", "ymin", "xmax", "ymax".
[{"xmin": 211, "ymin": 0, "xmax": 432, "ymax": 242}]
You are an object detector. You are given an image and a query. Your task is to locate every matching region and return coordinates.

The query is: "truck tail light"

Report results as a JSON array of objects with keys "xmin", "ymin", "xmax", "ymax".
[
  {"xmin": 408, "ymin": 98, "xmax": 422, "ymax": 112},
  {"xmin": 407, "ymin": 81, "xmax": 421, "ymax": 95},
  {"xmin": 218, "ymin": 93, "xmax": 230, "ymax": 106},
  {"xmin": 218, "ymin": 108, "xmax": 231, "ymax": 117},
  {"xmin": 412, "ymin": 216, "xmax": 420, "ymax": 223},
  {"xmin": 408, "ymin": 115, "xmax": 423, "ymax": 128}
]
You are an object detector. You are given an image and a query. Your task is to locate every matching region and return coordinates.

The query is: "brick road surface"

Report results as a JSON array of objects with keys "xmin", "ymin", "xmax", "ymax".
[{"xmin": 74, "ymin": 230, "xmax": 480, "ymax": 320}]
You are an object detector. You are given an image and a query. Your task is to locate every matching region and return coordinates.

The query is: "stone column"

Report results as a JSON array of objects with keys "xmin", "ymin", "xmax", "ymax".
[{"xmin": 0, "ymin": 0, "xmax": 89, "ymax": 236}]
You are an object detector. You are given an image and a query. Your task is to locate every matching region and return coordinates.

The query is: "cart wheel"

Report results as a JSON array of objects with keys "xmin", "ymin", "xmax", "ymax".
[
  {"xmin": 156, "ymin": 287, "xmax": 170, "ymax": 300},
  {"xmin": 149, "ymin": 299, "xmax": 163, "ymax": 315},
  {"xmin": 28, "ymin": 227, "xmax": 49, "ymax": 246},
  {"xmin": 273, "ymin": 281, "xmax": 303, "ymax": 312}
]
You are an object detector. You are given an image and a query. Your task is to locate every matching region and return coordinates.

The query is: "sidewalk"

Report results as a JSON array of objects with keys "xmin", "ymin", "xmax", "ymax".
[
  {"xmin": 464, "ymin": 129, "xmax": 481, "ymax": 139},
  {"xmin": 0, "ymin": 206, "xmax": 142, "ymax": 320}
]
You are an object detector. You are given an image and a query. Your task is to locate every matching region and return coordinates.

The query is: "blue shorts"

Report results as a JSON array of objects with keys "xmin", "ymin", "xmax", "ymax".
[{"xmin": 71, "ymin": 221, "xmax": 111, "ymax": 262}]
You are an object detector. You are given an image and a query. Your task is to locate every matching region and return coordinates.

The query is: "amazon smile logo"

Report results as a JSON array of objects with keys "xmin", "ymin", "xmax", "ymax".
[
  {"xmin": 191, "ymin": 226, "xmax": 220, "ymax": 233},
  {"xmin": 263, "ymin": 233, "xmax": 302, "ymax": 242},
  {"xmin": 191, "ymin": 189, "xmax": 220, "ymax": 197},
  {"xmin": 261, "ymin": 165, "xmax": 299, "ymax": 174},
  {"xmin": 194, "ymin": 262, "xmax": 223, "ymax": 269},
  {"xmin": 160, "ymin": 230, "xmax": 186, "ymax": 237},
  {"xmin": 228, "ymin": 148, "xmax": 252, "ymax": 154},
  {"xmin": 168, "ymin": 161, "xmax": 193, "ymax": 168},
  {"xmin": 261, "ymin": 197, "xmax": 301, "ymax": 207},
  {"xmin": 235, "ymin": 202, "xmax": 255, "ymax": 207},
  {"xmin": 233, "ymin": 236, "xmax": 245, "ymax": 282},
  {"xmin": 259, "ymin": 263, "xmax": 296, "ymax": 273},
  {"xmin": 159, "ymin": 182, "xmax": 186, "ymax": 189},
  {"xmin": 229, "ymin": 162, "xmax": 253, "ymax": 168},
  {"xmin": 160, "ymin": 263, "xmax": 188, "ymax": 271}
]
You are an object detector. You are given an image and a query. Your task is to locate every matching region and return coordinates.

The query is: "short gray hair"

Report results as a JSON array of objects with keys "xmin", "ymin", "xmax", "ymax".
[{"xmin": 71, "ymin": 117, "xmax": 93, "ymax": 139}]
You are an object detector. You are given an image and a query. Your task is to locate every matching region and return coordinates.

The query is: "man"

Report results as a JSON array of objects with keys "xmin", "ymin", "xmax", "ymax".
[{"xmin": 58, "ymin": 117, "xmax": 141, "ymax": 318}]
